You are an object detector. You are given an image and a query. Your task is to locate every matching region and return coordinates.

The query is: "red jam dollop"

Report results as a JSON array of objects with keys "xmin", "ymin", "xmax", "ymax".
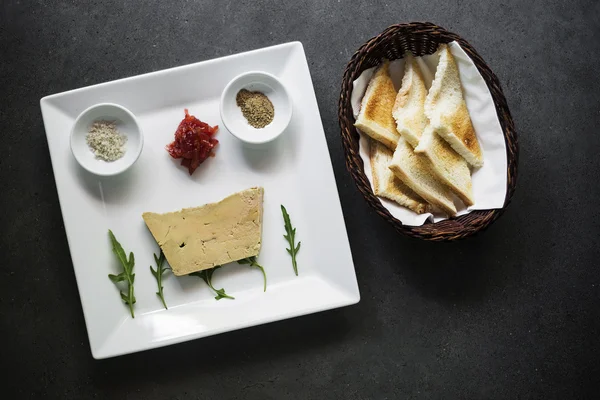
[{"xmin": 166, "ymin": 109, "xmax": 219, "ymax": 175}]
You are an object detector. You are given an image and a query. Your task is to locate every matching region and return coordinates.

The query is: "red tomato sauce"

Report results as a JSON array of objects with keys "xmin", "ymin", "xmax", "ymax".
[{"xmin": 166, "ymin": 109, "xmax": 219, "ymax": 175}]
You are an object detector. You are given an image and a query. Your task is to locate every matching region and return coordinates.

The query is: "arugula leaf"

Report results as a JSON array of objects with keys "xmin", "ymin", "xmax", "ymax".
[
  {"xmin": 238, "ymin": 256, "xmax": 267, "ymax": 292},
  {"xmin": 108, "ymin": 230, "xmax": 136, "ymax": 318},
  {"xmin": 190, "ymin": 266, "xmax": 234, "ymax": 300},
  {"xmin": 150, "ymin": 250, "xmax": 169, "ymax": 309},
  {"xmin": 108, "ymin": 272, "xmax": 127, "ymax": 283},
  {"xmin": 281, "ymin": 205, "xmax": 301, "ymax": 276}
]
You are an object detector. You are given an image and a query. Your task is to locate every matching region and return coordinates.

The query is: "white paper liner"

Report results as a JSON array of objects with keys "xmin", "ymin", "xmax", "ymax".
[{"xmin": 351, "ymin": 41, "xmax": 507, "ymax": 226}]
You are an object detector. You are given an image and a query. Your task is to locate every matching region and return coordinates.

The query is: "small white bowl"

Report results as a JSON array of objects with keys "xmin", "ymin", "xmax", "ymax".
[
  {"xmin": 70, "ymin": 103, "xmax": 143, "ymax": 176},
  {"xmin": 220, "ymin": 71, "xmax": 292, "ymax": 145}
]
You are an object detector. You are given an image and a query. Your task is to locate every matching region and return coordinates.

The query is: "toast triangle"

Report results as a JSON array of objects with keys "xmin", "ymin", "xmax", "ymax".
[
  {"xmin": 389, "ymin": 137, "xmax": 457, "ymax": 216},
  {"xmin": 392, "ymin": 54, "xmax": 429, "ymax": 148},
  {"xmin": 415, "ymin": 125, "xmax": 474, "ymax": 206},
  {"xmin": 354, "ymin": 60, "xmax": 400, "ymax": 150},
  {"xmin": 424, "ymin": 45, "xmax": 483, "ymax": 168},
  {"xmin": 369, "ymin": 140, "xmax": 429, "ymax": 214}
]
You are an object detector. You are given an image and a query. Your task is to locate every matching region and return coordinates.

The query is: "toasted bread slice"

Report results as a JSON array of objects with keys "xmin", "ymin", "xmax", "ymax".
[
  {"xmin": 425, "ymin": 45, "xmax": 483, "ymax": 168},
  {"xmin": 392, "ymin": 54, "xmax": 428, "ymax": 148},
  {"xmin": 354, "ymin": 60, "xmax": 400, "ymax": 150},
  {"xmin": 415, "ymin": 125, "xmax": 474, "ymax": 206},
  {"xmin": 389, "ymin": 137, "xmax": 457, "ymax": 216},
  {"xmin": 369, "ymin": 140, "xmax": 429, "ymax": 214}
]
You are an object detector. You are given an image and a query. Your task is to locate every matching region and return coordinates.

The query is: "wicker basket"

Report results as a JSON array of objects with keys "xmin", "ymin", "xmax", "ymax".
[{"xmin": 338, "ymin": 22, "xmax": 518, "ymax": 241}]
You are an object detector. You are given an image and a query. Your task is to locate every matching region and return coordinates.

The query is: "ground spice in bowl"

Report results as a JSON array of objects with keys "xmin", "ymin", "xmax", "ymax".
[
  {"xmin": 236, "ymin": 89, "xmax": 275, "ymax": 128},
  {"xmin": 86, "ymin": 120, "xmax": 127, "ymax": 161}
]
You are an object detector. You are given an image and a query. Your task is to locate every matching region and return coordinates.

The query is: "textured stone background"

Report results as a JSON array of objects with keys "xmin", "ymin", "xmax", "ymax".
[{"xmin": 1, "ymin": 0, "xmax": 599, "ymax": 398}]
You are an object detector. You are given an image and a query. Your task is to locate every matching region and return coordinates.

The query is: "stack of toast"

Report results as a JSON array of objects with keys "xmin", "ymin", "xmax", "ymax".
[{"xmin": 355, "ymin": 45, "xmax": 483, "ymax": 216}]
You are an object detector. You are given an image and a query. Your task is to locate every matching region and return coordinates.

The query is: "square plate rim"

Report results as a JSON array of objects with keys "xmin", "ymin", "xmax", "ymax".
[
  {"xmin": 40, "ymin": 41, "xmax": 360, "ymax": 359},
  {"xmin": 40, "ymin": 41, "xmax": 304, "ymax": 105}
]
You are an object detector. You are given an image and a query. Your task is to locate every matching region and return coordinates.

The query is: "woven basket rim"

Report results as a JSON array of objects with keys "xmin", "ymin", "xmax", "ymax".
[{"xmin": 338, "ymin": 22, "xmax": 519, "ymax": 241}]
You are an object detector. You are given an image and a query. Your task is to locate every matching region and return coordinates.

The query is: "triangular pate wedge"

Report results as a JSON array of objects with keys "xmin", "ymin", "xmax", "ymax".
[
  {"xmin": 415, "ymin": 125, "xmax": 474, "ymax": 206},
  {"xmin": 142, "ymin": 187, "xmax": 263, "ymax": 276},
  {"xmin": 354, "ymin": 60, "xmax": 400, "ymax": 150},
  {"xmin": 389, "ymin": 136, "xmax": 457, "ymax": 216},
  {"xmin": 392, "ymin": 54, "xmax": 429, "ymax": 148},
  {"xmin": 424, "ymin": 45, "xmax": 483, "ymax": 168},
  {"xmin": 369, "ymin": 140, "xmax": 429, "ymax": 214}
]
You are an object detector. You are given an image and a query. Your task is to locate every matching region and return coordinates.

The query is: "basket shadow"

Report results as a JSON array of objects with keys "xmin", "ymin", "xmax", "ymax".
[
  {"xmin": 399, "ymin": 229, "xmax": 513, "ymax": 305},
  {"xmin": 361, "ymin": 213, "xmax": 508, "ymax": 305},
  {"xmin": 399, "ymin": 241, "xmax": 490, "ymax": 304}
]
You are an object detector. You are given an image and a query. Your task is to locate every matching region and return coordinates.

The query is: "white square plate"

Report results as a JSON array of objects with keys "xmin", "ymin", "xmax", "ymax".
[{"xmin": 40, "ymin": 42, "xmax": 359, "ymax": 359}]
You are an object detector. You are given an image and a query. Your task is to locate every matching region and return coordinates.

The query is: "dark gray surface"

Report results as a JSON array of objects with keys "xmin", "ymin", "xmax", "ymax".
[{"xmin": 1, "ymin": 0, "xmax": 599, "ymax": 398}]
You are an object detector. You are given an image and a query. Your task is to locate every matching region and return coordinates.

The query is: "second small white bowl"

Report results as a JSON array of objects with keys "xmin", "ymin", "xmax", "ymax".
[
  {"xmin": 220, "ymin": 71, "xmax": 292, "ymax": 145},
  {"xmin": 70, "ymin": 103, "xmax": 143, "ymax": 176}
]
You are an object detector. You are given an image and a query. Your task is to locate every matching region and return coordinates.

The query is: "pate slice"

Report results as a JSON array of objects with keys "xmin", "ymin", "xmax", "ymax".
[{"xmin": 142, "ymin": 187, "xmax": 263, "ymax": 276}]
